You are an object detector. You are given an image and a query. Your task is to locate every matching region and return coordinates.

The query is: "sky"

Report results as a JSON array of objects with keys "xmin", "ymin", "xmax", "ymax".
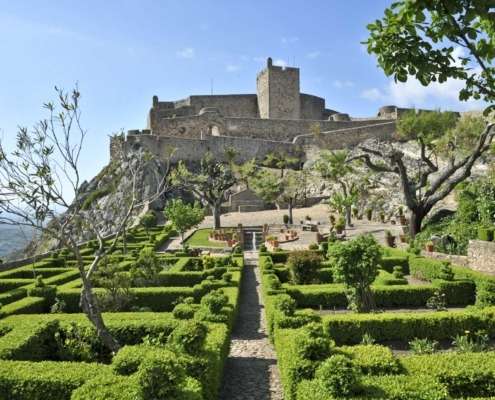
[{"xmin": 0, "ymin": 0, "xmax": 485, "ymax": 183}]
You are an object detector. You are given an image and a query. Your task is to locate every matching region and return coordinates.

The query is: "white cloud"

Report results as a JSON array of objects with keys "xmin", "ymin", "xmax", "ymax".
[
  {"xmin": 360, "ymin": 46, "xmax": 485, "ymax": 111},
  {"xmin": 334, "ymin": 80, "xmax": 355, "ymax": 89},
  {"xmin": 226, "ymin": 64, "xmax": 241, "ymax": 72},
  {"xmin": 361, "ymin": 88, "xmax": 385, "ymax": 101},
  {"xmin": 281, "ymin": 36, "xmax": 299, "ymax": 45},
  {"xmin": 176, "ymin": 47, "xmax": 195, "ymax": 59},
  {"xmin": 273, "ymin": 59, "xmax": 288, "ymax": 68},
  {"xmin": 306, "ymin": 51, "xmax": 321, "ymax": 59}
]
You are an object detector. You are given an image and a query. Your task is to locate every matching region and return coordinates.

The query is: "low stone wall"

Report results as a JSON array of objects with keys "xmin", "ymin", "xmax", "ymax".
[
  {"xmin": 421, "ymin": 250, "xmax": 469, "ymax": 267},
  {"xmin": 468, "ymin": 240, "xmax": 495, "ymax": 274}
]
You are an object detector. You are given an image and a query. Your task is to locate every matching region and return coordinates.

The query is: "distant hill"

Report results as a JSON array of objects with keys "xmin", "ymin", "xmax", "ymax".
[{"xmin": 0, "ymin": 225, "xmax": 35, "ymax": 260}]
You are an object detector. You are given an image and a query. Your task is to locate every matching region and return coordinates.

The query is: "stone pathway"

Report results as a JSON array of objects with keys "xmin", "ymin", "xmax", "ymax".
[{"xmin": 219, "ymin": 251, "xmax": 284, "ymax": 400}]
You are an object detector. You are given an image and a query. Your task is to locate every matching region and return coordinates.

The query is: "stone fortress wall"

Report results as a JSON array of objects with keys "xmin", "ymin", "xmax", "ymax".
[{"xmin": 118, "ymin": 57, "xmax": 421, "ymax": 166}]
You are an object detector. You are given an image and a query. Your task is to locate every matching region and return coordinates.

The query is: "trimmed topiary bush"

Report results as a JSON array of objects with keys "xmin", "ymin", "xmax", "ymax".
[{"xmin": 314, "ymin": 355, "xmax": 360, "ymax": 397}]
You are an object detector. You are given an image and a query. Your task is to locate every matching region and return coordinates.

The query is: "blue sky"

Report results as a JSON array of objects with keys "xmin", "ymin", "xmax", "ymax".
[{"xmin": 0, "ymin": 0, "xmax": 484, "ymax": 183}]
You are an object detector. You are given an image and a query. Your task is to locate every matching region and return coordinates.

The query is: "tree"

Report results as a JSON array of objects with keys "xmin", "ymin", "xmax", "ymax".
[
  {"xmin": 0, "ymin": 88, "xmax": 171, "ymax": 353},
  {"xmin": 250, "ymin": 168, "xmax": 307, "ymax": 224},
  {"xmin": 164, "ymin": 199, "xmax": 204, "ymax": 249},
  {"xmin": 262, "ymin": 151, "xmax": 301, "ymax": 178},
  {"xmin": 352, "ymin": 112, "xmax": 492, "ymax": 237},
  {"xmin": 139, "ymin": 211, "xmax": 157, "ymax": 237},
  {"xmin": 171, "ymin": 153, "xmax": 236, "ymax": 229},
  {"xmin": 315, "ymin": 150, "xmax": 369, "ymax": 227},
  {"xmin": 328, "ymin": 234, "xmax": 381, "ymax": 312},
  {"xmin": 358, "ymin": 0, "xmax": 495, "ymax": 236},
  {"xmin": 366, "ymin": 0, "xmax": 495, "ymax": 107}
]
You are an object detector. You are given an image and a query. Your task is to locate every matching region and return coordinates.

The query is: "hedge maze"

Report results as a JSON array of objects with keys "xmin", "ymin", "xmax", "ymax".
[
  {"xmin": 0, "ymin": 225, "xmax": 243, "ymax": 400},
  {"xmin": 260, "ymin": 246, "xmax": 495, "ymax": 400}
]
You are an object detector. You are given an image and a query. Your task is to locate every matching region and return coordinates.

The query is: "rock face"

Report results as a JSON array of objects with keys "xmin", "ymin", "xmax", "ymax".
[{"xmin": 27, "ymin": 149, "xmax": 171, "ymax": 254}]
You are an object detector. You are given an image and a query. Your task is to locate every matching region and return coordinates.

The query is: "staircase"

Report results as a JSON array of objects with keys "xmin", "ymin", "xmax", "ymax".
[{"xmin": 242, "ymin": 227, "xmax": 264, "ymax": 251}]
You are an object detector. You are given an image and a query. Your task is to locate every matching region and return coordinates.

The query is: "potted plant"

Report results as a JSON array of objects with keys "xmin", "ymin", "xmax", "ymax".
[
  {"xmin": 335, "ymin": 216, "xmax": 346, "ymax": 234},
  {"xmin": 385, "ymin": 230, "xmax": 396, "ymax": 247},
  {"xmin": 425, "ymin": 241, "xmax": 434, "ymax": 252},
  {"xmin": 366, "ymin": 208, "xmax": 373, "ymax": 221},
  {"xmin": 283, "ymin": 214, "xmax": 289, "ymax": 225}
]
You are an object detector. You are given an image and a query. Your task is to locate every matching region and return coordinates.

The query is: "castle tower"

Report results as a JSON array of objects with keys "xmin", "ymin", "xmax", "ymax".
[{"xmin": 256, "ymin": 57, "xmax": 301, "ymax": 120}]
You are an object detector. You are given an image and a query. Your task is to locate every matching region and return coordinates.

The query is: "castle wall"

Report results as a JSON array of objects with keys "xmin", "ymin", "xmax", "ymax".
[
  {"xmin": 256, "ymin": 59, "xmax": 300, "ymax": 120},
  {"xmin": 125, "ymin": 134, "xmax": 305, "ymax": 165},
  {"xmin": 151, "ymin": 113, "xmax": 393, "ymax": 142},
  {"xmin": 300, "ymin": 93, "xmax": 325, "ymax": 120},
  {"xmin": 294, "ymin": 121, "xmax": 396, "ymax": 149}
]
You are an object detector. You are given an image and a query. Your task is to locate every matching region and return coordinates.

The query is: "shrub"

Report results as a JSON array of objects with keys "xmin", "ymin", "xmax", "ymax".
[
  {"xmin": 200, "ymin": 289, "xmax": 228, "ymax": 314},
  {"xmin": 409, "ymin": 338, "xmax": 439, "ymax": 354},
  {"xmin": 339, "ymin": 344, "xmax": 401, "ymax": 375},
  {"xmin": 273, "ymin": 294, "xmax": 296, "ymax": 316},
  {"xmin": 131, "ymin": 247, "xmax": 161, "ymax": 286},
  {"xmin": 476, "ymin": 279, "xmax": 495, "ymax": 307},
  {"xmin": 328, "ymin": 234, "xmax": 381, "ymax": 312},
  {"xmin": 308, "ymin": 243, "xmax": 319, "ymax": 251},
  {"xmin": 314, "ymin": 355, "xmax": 360, "ymax": 397},
  {"xmin": 438, "ymin": 262, "xmax": 454, "ymax": 281},
  {"xmin": 283, "ymin": 214, "xmax": 290, "ymax": 224},
  {"xmin": 452, "ymin": 330, "xmax": 489, "ymax": 353},
  {"xmin": 136, "ymin": 353, "xmax": 186, "ymax": 400},
  {"xmin": 71, "ymin": 374, "xmax": 143, "ymax": 400},
  {"xmin": 172, "ymin": 303, "xmax": 197, "ymax": 320},
  {"xmin": 478, "ymin": 226, "xmax": 494, "ymax": 241},
  {"xmin": 169, "ymin": 320, "xmax": 208, "ymax": 355},
  {"xmin": 287, "ymin": 251, "xmax": 322, "ymax": 284},
  {"xmin": 295, "ymin": 335, "xmax": 332, "ymax": 362},
  {"xmin": 222, "ymin": 272, "xmax": 232, "ymax": 283},
  {"xmin": 392, "ymin": 266, "xmax": 404, "ymax": 279},
  {"xmin": 54, "ymin": 322, "xmax": 103, "ymax": 362}
]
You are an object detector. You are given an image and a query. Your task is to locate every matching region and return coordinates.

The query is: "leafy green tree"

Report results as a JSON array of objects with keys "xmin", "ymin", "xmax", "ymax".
[
  {"xmin": 139, "ymin": 211, "xmax": 157, "ymax": 237},
  {"xmin": 262, "ymin": 151, "xmax": 300, "ymax": 178},
  {"xmin": 359, "ymin": 1, "xmax": 495, "ymax": 237},
  {"xmin": 328, "ymin": 234, "xmax": 381, "ymax": 312},
  {"xmin": 171, "ymin": 153, "xmax": 236, "ymax": 229},
  {"xmin": 164, "ymin": 199, "xmax": 204, "ymax": 249},
  {"xmin": 315, "ymin": 150, "xmax": 369, "ymax": 226},
  {"xmin": 250, "ymin": 169, "xmax": 307, "ymax": 224},
  {"xmin": 130, "ymin": 247, "xmax": 161, "ymax": 286}
]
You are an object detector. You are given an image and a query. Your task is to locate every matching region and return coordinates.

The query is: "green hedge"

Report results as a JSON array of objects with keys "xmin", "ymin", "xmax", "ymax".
[
  {"xmin": 402, "ymin": 351, "xmax": 495, "ymax": 398},
  {"xmin": 0, "ymin": 289, "xmax": 27, "ymax": 306},
  {"xmin": 285, "ymin": 281, "xmax": 475, "ymax": 309},
  {"xmin": 322, "ymin": 307, "xmax": 495, "ymax": 344},
  {"xmin": 1, "ymin": 297, "xmax": 46, "ymax": 317},
  {"xmin": 57, "ymin": 287, "xmax": 199, "ymax": 313},
  {"xmin": 0, "ymin": 360, "xmax": 112, "ymax": 400}
]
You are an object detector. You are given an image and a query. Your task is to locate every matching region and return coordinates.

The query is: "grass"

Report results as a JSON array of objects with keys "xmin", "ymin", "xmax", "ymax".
[{"xmin": 185, "ymin": 228, "xmax": 225, "ymax": 248}]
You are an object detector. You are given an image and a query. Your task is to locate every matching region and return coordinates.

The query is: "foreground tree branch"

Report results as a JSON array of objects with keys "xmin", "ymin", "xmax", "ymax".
[{"xmin": 0, "ymin": 88, "xmax": 173, "ymax": 354}]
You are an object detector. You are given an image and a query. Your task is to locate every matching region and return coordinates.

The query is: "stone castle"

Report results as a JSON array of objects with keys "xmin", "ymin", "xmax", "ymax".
[{"xmin": 112, "ymin": 58, "xmax": 404, "ymax": 165}]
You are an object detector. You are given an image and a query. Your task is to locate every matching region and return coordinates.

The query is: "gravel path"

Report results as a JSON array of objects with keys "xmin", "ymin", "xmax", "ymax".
[{"xmin": 219, "ymin": 252, "xmax": 284, "ymax": 400}]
